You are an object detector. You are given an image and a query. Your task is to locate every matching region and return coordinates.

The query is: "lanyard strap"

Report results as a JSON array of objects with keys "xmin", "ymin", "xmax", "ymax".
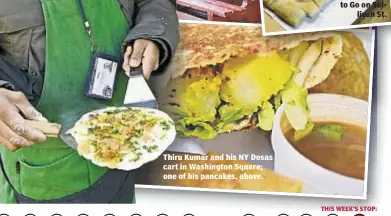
[{"xmin": 76, "ymin": 0, "xmax": 99, "ymax": 52}]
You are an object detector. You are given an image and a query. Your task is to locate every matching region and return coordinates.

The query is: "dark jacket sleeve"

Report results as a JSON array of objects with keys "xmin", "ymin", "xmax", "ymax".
[
  {"xmin": 0, "ymin": 58, "xmax": 17, "ymax": 90},
  {"xmin": 0, "ymin": 57, "xmax": 29, "ymax": 92},
  {"xmin": 123, "ymin": 0, "xmax": 180, "ymax": 73},
  {"xmin": 0, "ymin": 46, "xmax": 14, "ymax": 89},
  {"xmin": 0, "ymin": 80, "xmax": 14, "ymax": 90},
  {"xmin": 0, "ymin": 57, "xmax": 40, "ymax": 105}
]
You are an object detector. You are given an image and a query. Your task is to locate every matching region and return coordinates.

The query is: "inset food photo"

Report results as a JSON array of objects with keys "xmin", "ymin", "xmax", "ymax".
[
  {"xmin": 137, "ymin": 21, "xmax": 375, "ymax": 199},
  {"xmin": 176, "ymin": 0, "xmax": 261, "ymax": 23},
  {"xmin": 261, "ymin": 0, "xmax": 391, "ymax": 35}
]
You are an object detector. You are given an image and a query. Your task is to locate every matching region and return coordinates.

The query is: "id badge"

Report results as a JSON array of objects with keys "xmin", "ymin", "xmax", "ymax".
[{"xmin": 85, "ymin": 53, "xmax": 120, "ymax": 100}]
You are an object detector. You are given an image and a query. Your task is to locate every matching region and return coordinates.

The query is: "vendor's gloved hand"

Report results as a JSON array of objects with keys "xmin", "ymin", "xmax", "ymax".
[
  {"xmin": 122, "ymin": 39, "xmax": 160, "ymax": 80},
  {"xmin": 0, "ymin": 89, "xmax": 47, "ymax": 151}
]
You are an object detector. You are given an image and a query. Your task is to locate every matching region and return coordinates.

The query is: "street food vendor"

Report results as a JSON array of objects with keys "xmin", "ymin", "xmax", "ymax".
[{"xmin": 0, "ymin": 0, "xmax": 179, "ymax": 203}]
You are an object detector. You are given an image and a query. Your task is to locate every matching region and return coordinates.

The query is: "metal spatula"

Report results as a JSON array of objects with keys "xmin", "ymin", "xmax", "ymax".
[{"xmin": 123, "ymin": 65, "xmax": 157, "ymax": 109}]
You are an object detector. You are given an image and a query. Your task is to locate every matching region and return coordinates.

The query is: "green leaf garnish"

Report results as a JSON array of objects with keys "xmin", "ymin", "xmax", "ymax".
[{"xmin": 316, "ymin": 124, "xmax": 346, "ymax": 141}]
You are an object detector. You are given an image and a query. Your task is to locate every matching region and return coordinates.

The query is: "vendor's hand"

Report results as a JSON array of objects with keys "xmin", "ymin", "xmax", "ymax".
[
  {"xmin": 0, "ymin": 89, "xmax": 48, "ymax": 151},
  {"xmin": 122, "ymin": 39, "xmax": 160, "ymax": 80}
]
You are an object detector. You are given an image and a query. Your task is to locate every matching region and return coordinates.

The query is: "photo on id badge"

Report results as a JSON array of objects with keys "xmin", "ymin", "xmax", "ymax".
[
  {"xmin": 261, "ymin": 0, "xmax": 391, "ymax": 35},
  {"xmin": 136, "ymin": 20, "xmax": 375, "ymax": 200},
  {"xmin": 85, "ymin": 54, "xmax": 119, "ymax": 100}
]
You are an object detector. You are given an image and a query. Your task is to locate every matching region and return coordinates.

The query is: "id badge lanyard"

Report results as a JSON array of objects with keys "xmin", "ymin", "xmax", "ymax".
[
  {"xmin": 76, "ymin": 0, "xmax": 99, "ymax": 53},
  {"xmin": 76, "ymin": 0, "xmax": 121, "ymax": 100}
]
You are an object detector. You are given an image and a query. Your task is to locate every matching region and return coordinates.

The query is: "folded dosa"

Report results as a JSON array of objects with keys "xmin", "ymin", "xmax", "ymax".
[{"xmin": 159, "ymin": 23, "xmax": 347, "ymax": 139}]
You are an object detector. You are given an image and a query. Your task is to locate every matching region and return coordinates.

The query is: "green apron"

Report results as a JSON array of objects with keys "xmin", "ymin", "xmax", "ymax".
[{"xmin": 0, "ymin": 0, "xmax": 135, "ymax": 203}]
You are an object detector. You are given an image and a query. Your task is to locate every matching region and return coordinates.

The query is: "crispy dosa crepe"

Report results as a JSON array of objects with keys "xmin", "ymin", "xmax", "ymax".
[
  {"xmin": 159, "ymin": 23, "xmax": 370, "ymax": 140},
  {"xmin": 264, "ymin": 0, "xmax": 305, "ymax": 27},
  {"xmin": 171, "ymin": 152, "xmax": 303, "ymax": 192},
  {"xmin": 310, "ymin": 32, "xmax": 371, "ymax": 101},
  {"xmin": 263, "ymin": 0, "xmax": 319, "ymax": 26},
  {"xmin": 169, "ymin": 24, "xmax": 342, "ymax": 80},
  {"xmin": 263, "ymin": 0, "xmax": 331, "ymax": 27},
  {"xmin": 67, "ymin": 107, "xmax": 176, "ymax": 170}
]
